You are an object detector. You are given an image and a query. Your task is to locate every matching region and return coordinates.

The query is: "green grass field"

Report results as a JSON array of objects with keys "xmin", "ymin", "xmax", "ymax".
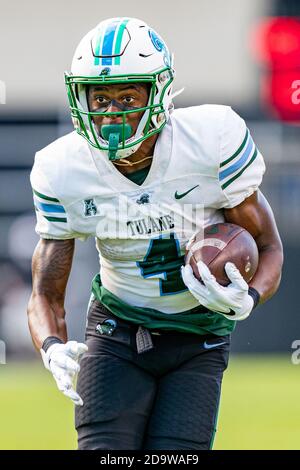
[{"xmin": 0, "ymin": 355, "xmax": 299, "ymax": 450}]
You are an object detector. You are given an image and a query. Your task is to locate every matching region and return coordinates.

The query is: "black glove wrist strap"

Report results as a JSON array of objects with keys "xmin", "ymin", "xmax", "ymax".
[
  {"xmin": 248, "ymin": 287, "xmax": 260, "ymax": 309},
  {"xmin": 41, "ymin": 336, "xmax": 63, "ymax": 353}
]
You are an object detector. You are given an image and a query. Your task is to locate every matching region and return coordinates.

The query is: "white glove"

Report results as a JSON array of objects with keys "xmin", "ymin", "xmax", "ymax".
[
  {"xmin": 41, "ymin": 340, "xmax": 88, "ymax": 406},
  {"xmin": 181, "ymin": 261, "xmax": 254, "ymax": 321}
]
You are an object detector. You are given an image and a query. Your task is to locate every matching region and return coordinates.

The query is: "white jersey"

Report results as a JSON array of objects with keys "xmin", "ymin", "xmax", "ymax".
[{"xmin": 30, "ymin": 105, "xmax": 265, "ymax": 313}]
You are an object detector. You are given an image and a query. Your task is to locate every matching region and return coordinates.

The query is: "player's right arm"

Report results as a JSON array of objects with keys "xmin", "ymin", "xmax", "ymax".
[
  {"xmin": 28, "ymin": 238, "xmax": 75, "ymax": 350},
  {"xmin": 29, "ymin": 153, "xmax": 78, "ymax": 348},
  {"xmin": 29, "ymin": 159, "xmax": 88, "ymax": 405},
  {"xmin": 27, "ymin": 238, "xmax": 87, "ymax": 406}
]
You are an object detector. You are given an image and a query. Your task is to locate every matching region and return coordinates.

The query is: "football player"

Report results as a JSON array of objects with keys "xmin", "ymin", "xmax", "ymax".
[{"xmin": 27, "ymin": 17, "xmax": 283, "ymax": 450}]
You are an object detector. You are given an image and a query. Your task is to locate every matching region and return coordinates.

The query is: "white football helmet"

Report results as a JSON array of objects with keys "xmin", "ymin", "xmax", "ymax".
[{"xmin": 65, "ymin": 17, "xmax": 175, "ymax": 160}]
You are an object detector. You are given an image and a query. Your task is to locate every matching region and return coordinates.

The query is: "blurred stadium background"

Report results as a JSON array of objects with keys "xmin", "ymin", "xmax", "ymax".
[{"xmin": 0, "ymin": 0, "xmax": 300, "ymax": 450}]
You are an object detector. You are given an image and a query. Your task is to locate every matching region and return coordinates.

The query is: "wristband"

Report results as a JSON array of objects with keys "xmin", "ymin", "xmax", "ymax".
[
  {"xmin": 248, "ymin": 287, "xmax": 260, "ymax": 309},
  {"xmin": 41, "ymin": 336, "xmax": 63, "ymax": 353}
]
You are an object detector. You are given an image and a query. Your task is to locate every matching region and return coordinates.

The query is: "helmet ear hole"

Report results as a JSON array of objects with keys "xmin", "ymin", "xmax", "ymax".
[
  {"xmin": 145, "ymin": 82, "xmax": 152, "ymax": 96},
  {"xmin": 85, "ymin": 86, "xmax": 91, "ymax": 111},
  {"xmin": 75, "ymin": 84, "xmax": 80, "ymax": 101}
]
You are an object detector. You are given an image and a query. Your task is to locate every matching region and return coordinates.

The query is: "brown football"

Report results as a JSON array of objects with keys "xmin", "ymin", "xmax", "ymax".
[{"xmin": 185, "ymin": 223, "xmax": 259, "ymax": 286}]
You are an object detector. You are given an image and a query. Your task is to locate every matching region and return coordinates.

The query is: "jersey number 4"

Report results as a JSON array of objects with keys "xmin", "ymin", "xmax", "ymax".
[{"xmin": 137, "ymin": 233, "xmax": 187, "ymax": 296}]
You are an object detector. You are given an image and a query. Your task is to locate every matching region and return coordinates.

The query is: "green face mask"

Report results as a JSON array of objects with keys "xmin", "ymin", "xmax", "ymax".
[{"xmin": 64, "ymin": 68, "xmax": 174, "ymax": 160}]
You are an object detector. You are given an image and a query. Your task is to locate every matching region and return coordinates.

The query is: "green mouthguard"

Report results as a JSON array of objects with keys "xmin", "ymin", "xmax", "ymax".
[{"xmin": 100, "ymin": 124, "xmax": 133, "ymax": 161}]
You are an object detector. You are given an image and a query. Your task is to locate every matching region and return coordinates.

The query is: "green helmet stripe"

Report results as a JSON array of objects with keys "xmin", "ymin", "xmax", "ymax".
[
  {"xmin": 114, "ymin": 18, "xmax": 130, "ymax": 65},
  {"xmin": 94, "ymin": 24, "xmax": 106, "ymax": 66}
]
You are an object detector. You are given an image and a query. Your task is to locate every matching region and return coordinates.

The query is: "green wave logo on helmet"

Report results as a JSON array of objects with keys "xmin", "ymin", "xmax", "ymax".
[
  {"xmin": 100, "ymin": 67, "xmax": 111, "ymax": 76},
  {"xmin": 149, "ymin": 29, "xmax": 171, "ymax": 67}
]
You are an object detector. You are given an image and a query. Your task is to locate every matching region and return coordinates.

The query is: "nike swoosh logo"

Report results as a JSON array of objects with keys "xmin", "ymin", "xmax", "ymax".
[
  {"xmin": 223, "ymin": 309, "xmax": 235, "ymax": 316},
  {"xmin": 174, "ymin": 185, "xmax": 199, "ymax": 200},
  {"xmin": 203, "ymin": 341, "xmax": 226, "ymax": 349}
]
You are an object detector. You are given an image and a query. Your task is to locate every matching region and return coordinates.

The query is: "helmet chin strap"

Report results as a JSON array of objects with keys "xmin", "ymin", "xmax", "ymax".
[
  {"xmin": 100, "ymin": 124, "xmax": 133, "ymax": 161},
  {"xmin": 113, "ymin": 155, "xmax": 153, "ymax": 167}
]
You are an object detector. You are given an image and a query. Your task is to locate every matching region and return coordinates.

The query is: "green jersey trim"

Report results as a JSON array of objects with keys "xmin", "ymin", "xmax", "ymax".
[
  {"xmin": 33, "ymin": 189, "xmax": 60, "ymax": 202},
  {"xmin": 44, "ymin": 216, "xmax": 68, "ymax": 223},
  {"xmin": 220, "ymin": 128, "xmax": 249, "ymax": 168},
  {"xmin": 221, "ymin": 147, "xmax": 258, "ymax": 190},
  {"xmin": 91, "ymin": 274, "xmax": 236, "ymax": 336}
]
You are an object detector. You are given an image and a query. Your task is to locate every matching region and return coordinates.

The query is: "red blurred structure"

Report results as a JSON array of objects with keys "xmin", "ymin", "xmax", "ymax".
[{"xmin": 251, "ymin": 17, "xmax": 300, "ymax": 123}]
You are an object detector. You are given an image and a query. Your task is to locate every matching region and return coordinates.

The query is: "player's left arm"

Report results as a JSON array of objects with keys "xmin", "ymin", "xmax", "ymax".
[
  {"xmin": 224, "ymin": 189, "xmax": 283, "ymax": 304},
  {"xmin": 181, "ymin": 107, "xmax": 283, "ymax": 319},
  {"xmin": 181, "ymin": 191, "xmax": 283, "ymax": 319}
]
